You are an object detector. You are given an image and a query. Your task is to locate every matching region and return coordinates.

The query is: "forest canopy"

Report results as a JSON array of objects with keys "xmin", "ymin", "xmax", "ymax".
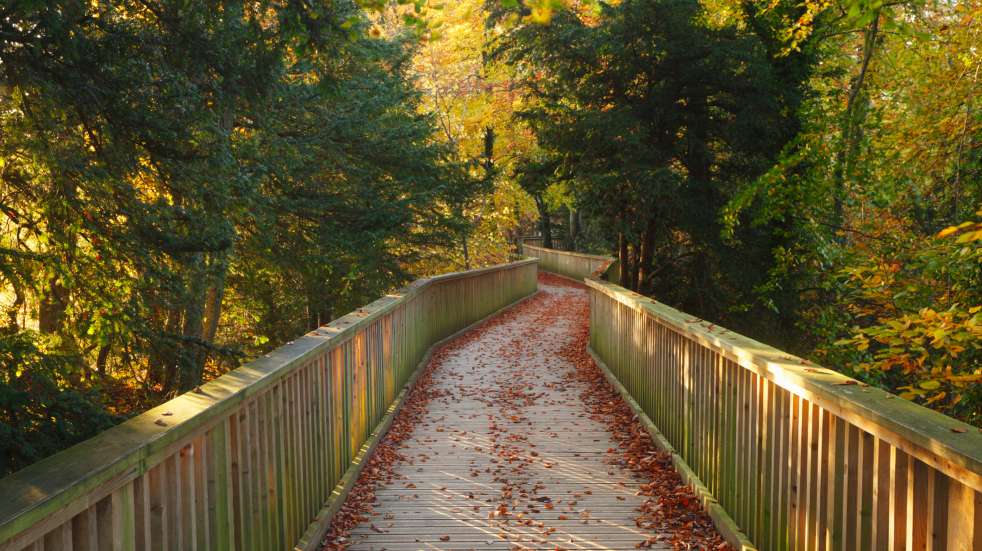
[
  {"xmin": 487, "ymin": 0, "xmax": 981, "ymax": 426},
  {"xmin": 0, "ymin": 0, "xmax": 483, "ymax": 474},
  {"xmin": 0, "ymin": 0, "xmax": 979, "ymax": 475}
]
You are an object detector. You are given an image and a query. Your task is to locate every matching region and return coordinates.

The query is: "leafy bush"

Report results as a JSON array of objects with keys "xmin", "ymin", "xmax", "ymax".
[
  {"xmin": 0, "ymin": 332, "xmax": 118, "ymax": 476},
  {"xmin": 822, "ymin": 209, "xmax": 982, "ymax": 425}
]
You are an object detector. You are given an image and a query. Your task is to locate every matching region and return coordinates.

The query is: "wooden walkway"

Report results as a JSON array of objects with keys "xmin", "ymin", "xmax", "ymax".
[{"xmin": 329, "ymin": 277, "xmax": 669, "ymax": 550}]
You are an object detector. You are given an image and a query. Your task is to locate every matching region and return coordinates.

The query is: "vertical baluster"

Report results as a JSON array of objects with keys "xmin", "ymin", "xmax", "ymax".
[
  {"xmin": 802, "ymin": 402, "xmax": 820, "ymax": 551},
  {"xmin": 180, "ymin": 444, "xmax": 196, "ymax": 550},
  {"xmin": 748, "ymin": 372, "xmax": 761, "ymax": 541},
  {"xmin": 299, "ymin": 368, "xmax": 312, "ymax": 521},
  {"xmin": 814, "ymin": 408, "xmax": 831, "ymax": 551},
  {"xmin": 788, "ymin": 394, "xmax": 802, "ymax": 550},
  {"xmin": 41, "ymin": 523, "xmax": 72, "ymax": 550},
  {"xmin": 907, "ymin": 458, "xmax": 929, "ymax": 549},
  {"xmin": 870, "ymin": 438, "xmax": 891, "ymax": 551},
  {"xmin": 312, "ymin": 356, "xmax": 326, "ymax": 520},
  {"xmin": 857, "ymin": 430, "xmax": 875, "ymax": 550},
  {"xmin": 734, "ymin": 364, "xmax": 747, "ymax": 527},
  {"xmin": 929, "ymin": 470, "xmax": 949, "ymax": 550},
  {"xmin": 208, "ymin": 417, "xmax": 234, "ymax": 550},
  {"xmin": 171, "ymin": 452, "xmax": 186, "ymax": 550},
  {"xmin": 134, "ymin": 473, "xmax": 151, "ymax": 551},
  {"xmin": 774, "ymin": 388, "xmax": 790, "ymax": 550},
  {"xmin": 841, "ymin": 425, "xmax": 860, "ymax": 549},
  {"xmin": 943, "ymin": 480, "xmax": 977, "ymax": 551},
  {"xmin": 826, "ymin": 416, "xmax": 845, "ymax": 551}
]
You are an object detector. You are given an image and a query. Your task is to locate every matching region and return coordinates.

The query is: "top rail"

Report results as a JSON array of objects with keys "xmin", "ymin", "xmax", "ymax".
[
  {"xmin": 521, "ymin": 243, "xmax": 614, "ymax": 281},
  {"xmin": 518, "ymin": 235, "xmax": 567, "ymax": 250},
  {"xmin": 0, "ymin": 259, "xmax": 539, "ymax": 550}
]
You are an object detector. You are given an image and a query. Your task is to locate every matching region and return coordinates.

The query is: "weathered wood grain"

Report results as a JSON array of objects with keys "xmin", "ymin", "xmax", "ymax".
[{"xmin": 338, "ymin": 280, "xmax": 670, "ymax": 551}]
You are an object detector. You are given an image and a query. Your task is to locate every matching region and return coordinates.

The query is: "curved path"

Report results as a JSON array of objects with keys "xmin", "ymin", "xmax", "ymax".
[{"xmin": 323, "ymin": 275, "xmax": 684, "ymax": 550}]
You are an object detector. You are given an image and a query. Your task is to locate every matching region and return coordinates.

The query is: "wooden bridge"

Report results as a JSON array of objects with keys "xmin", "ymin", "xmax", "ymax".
[{"xmin": 0, "ymin": 247, "xmax": 980, "ymax": 550}]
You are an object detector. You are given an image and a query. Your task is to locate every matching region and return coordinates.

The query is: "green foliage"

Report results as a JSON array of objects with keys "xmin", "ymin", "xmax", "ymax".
[
  {"xmin": 492, "ymin": 0, "xmax": 811, "ymax": 340},
  {"xmin": 0, "ymin": 332, "xmax": 117, "ymax": 475},
  {"xmin": 722, "ymin": 0, "xmax": 982, "ymax": 423},
  {"xmin": 495, "ymin": 0, "xmax": 981, "ymax": 424},
  {"xmin": 820, "ymin": 212, "xmax": 982, "ymax": 423},
  {"xmin": 0, "ymin": 0, "xmax": 977, "ymax": 478},
  {"xmin": 0, "ymin": 0, "xmax": 476, "ymax": 472}
]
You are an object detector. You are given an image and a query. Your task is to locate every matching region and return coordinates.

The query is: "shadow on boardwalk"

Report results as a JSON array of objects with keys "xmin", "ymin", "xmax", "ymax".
[{"xmin": 322, "ymin": 273, "xmax": 726, "ymax": 551}]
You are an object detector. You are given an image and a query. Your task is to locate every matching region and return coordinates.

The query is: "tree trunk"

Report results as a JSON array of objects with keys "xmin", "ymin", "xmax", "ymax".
[
  {"xmin": 637, "ymin": 219, "xmax": 656, "ymax": 292},
  {"xmin": 96, "ymin": 344, "xmax": 111, "ymax": 376},
  {"xmin": 618, "ymin": 232, "xmax": 631, "ymax": 288},
  {"xmin": 201, "ymin": 255, "xmax": 228, "ymax": 344},
  {"xmin": 463, "ymin": 236, "xmax": 472, "ymax": 269},
  {"xmin": 37, "ymin": 276, "xmax": 69, "ymax": 334},
  {"xmin": 154, "ymin": 307, "xmax": 184, "ymax": 394},
  {"xmin": 4, "ymin": 286, "xmax": 24, "ymax": 332},
  {"xmin": 684, "ymin": 94, "xmax": 713, "ymax": 215},
  {"xmin": 568, "ymin": 208, "xmax": 580, "ymax": 251},
  {"xmin": 178, "ymin": 253, "xmax": 208, "ymax": 392},
  {"xmin": 833, "ymin": 10, "xmax": 881, "ymax": 229},
  {"xmin": 38, "ymin": 181, "xmax": 78, "ymax": 336},
  {"xmin": 197, "ymin": 250, "xmax": 230, "ymax": 373},
  {"xmin": 536, "ymin": 196, "xmax": 553, "ymax": 249}
]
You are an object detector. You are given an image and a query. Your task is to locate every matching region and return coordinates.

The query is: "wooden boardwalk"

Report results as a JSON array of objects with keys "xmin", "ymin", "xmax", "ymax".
[{"xmin": 333, "ymin": 278, "xmax": 668, "ymax": 550}]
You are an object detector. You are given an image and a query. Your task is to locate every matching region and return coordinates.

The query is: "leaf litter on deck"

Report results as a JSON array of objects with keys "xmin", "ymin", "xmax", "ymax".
[{"xmin": 320, "ymin": 272, "xmax": 730, "ymax": 551}]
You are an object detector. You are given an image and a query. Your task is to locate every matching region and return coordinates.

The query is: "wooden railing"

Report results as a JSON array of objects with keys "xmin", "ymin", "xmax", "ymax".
[
  {"xmin": 521, "ymin": 243, "xmax": 613, "ymax": 281},
  {"xmin": 518, "ymin": 235, "xmax": 566, "ymax": 251},
  {"xmin": 0, "ymin": 259, "xmax": 538, "ymax": 551},
  {"xmin": 587, "ymin": 276, "xmax": 982, "ymax": 551}
]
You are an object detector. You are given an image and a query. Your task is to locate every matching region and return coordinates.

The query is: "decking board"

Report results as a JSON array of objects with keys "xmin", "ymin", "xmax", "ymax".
[{"xmin": 334, "ymin": 280, "xmax": 669, "ymax": 551}]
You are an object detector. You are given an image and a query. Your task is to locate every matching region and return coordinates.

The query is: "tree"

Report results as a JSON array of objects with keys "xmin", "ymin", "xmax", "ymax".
[
  {"xmin": 0, "ymin": 0, "xmax": 476, "ymax": 472},
  {"xmin": 492, "ymin": 0, "xmax": 804, "ymax": 332}
]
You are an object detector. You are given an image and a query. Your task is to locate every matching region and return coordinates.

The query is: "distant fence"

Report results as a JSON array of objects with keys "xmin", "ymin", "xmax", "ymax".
[
  {"xmin": 521, "ymin": 243, "xmax": 613, "ymax": 281},
  {"xmin": 587, "ymin": 277, "xmax": 981, "ymax": 551},
  {"xmin": 519, "ymin": 235, "xmax": 569, "ymax": 251},
  {"xmin": 0, "ymin": 259, "xmax": 538, "ymax": 551}
]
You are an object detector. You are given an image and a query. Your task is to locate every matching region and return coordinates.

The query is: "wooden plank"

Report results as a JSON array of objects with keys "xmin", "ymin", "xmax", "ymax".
[
  {"xmin": 890, "ymin": 448, "xmax": 910, "ymax": 551},
  {"xmin": 41, "ymin": 523, "xmax": 72, "ymax": 551},
  {"xmin": 179, "ymin": 445, "xmax": 195, "ymax": 551},
  {"xmin": 787, "ymin": 393, "xmax": 801, "ymax": 550},
  {"xmin": 72, "ymin": 506, "xmax": 97, "ymax": 551},
  {"xmin": 133, "ymin": 475, "xmax": 150, "ymax": 551},
  {"xmin": 929, "ymin": 471, "xmax": 948, "ymax": 550},
  {"xmin": 812, "ymin": 407, "xmax": 830, "ymax": 551},
  {"xmin": 870, "ymin": 437, "xmax": 890, "ymax": 551},
  {"xmin": 110, "ymin": 482, "xmax": 135, "ymax": 551},
  {"xmin": 325, "ymin": 278, "xmax": 684, "ymax": 551},
  {"xmin": 909, "ymin": 458, "xmax": 929, "ymax": 550},
  {"xmin": 760, "ymin": 380, "xmax": 774, "ymax": 548},
  {"xmin": 253, "ymin": 396, "xmax": 269, "ymax": 550},
  {"xmin": 944, "ymin": 481, "xmax": 976, "ymax": 551},
  {"xmin": 206, "ymin": 418, "xmax": 233, "ymax": 551},
  {"xmin": 263, "ymin": 388, "xmax": 280, "ymax": 548},
  {"xmin": 857, "ymin": 429, "xmax": 874, "ymax": 550}
]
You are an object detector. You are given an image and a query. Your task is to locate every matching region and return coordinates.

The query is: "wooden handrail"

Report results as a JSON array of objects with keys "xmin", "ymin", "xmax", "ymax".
[
  {"xmin": 0, "ymin": 259, "xmax": 539, "ymax": 550},
  {"xmin": 586, "ymin": 275, "xmax": 982, "ymax": 550},
  {"xmin": 521, "ymin": 243, "xmax": 612, "ymax": 262},
  {"xmin": 521, "ymin": 243, "xmax": 615, "ymax": 281}
]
